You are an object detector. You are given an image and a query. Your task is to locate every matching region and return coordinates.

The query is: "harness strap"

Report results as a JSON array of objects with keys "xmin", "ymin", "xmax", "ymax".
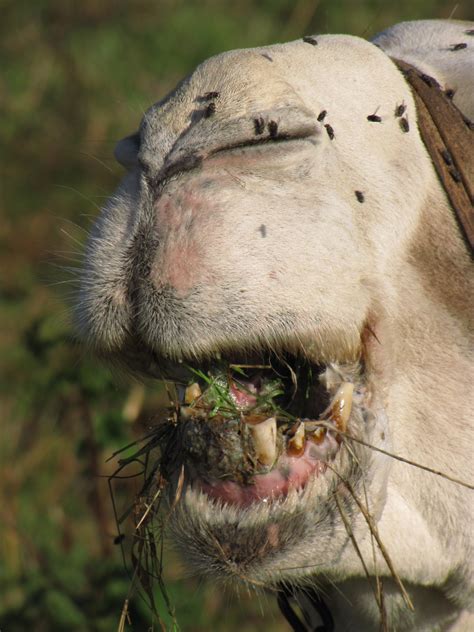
[
  {"xmin": 392, "ymin": 57, "xmax": 474, "ymax": 254},
  {"xmin": 277, "ymin": 584, "xmax": 335, "ymax": 632}
]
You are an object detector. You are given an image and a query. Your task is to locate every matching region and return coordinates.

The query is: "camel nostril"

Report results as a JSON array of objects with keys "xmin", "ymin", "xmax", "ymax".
[{"xmin": 114, "ymin": 132, "xmax": 140, "ymax": 168}]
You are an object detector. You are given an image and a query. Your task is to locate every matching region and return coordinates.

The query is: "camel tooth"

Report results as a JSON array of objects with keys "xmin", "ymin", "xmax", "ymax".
[
  {"xmin": 329, "ymin": 382, "xmax": 354, "ymax": 433},
  {"xmin": 288, "ymin": 422, "xmax": 305, "ymax": 454},
  {"xmin": 185, "ymin": 382, "xmax": 202, "ymax": 404},
  {"xmin": 249, "ymin": 416, "xmax": 277, "ymax": 467},
  {"xmin": 310, "ymin": 426, "xmax": 327, "ymax": 444}
]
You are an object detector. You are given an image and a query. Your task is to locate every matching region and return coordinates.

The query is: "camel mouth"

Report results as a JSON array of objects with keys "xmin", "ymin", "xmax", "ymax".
[{"xmin": 157, "ymin": 351, "xmax": 366, "ymax": 509}]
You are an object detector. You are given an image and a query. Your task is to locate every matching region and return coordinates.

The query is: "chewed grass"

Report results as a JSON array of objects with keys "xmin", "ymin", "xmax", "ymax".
[
  {"xmin": 106, "ymin": 362, "xmax": 299, "ymax": 629},
  {"xmin": 108, "ymin": 419, "xmax": 181, "ymax": 631},
  {"xmin": 184, "ymin": 365, "xmax": 290, "ymax": 421},
  {"xmin": 105, "ymin": 359, "xmax": 474, "ymax": 631}
]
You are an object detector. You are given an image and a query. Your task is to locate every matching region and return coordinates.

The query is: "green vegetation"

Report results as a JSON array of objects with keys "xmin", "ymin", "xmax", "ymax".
[
  {"xmin": 186, "ymin": 366, "xmax": 286, "ymax": 419},
  {"xmin": 1, "ymin": 1, "xmax": 471, "ymax": 629}
]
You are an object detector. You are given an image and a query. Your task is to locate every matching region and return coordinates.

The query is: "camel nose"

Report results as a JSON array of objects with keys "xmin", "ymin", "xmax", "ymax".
[{"xmin": 114, "ymin": 132, "xmax": 140, "ymax": 168}]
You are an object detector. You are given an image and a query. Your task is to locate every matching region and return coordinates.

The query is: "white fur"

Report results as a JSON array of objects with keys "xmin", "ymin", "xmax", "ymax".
[{"xmin": 77, "ymin": 20, "xmax": 474, "ymax": 631}]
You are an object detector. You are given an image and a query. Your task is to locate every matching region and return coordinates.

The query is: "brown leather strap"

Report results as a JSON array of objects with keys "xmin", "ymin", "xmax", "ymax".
[{"xmin": 392, "ymin": 58, "xmax": 474, "ymax": 254}]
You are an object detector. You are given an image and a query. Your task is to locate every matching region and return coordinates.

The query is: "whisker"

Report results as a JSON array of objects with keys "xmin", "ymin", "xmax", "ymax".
[
  {"xmin": 49, "ymin": 263, "xmax": 83, "ymax": 273},
  {"xmin": 80, "ymin": 151, "xmax": 115, "ymax": 173},
  {"xmin": 59, "ymin": 227, "xmax": 87, "ymax": 249},
  {"xmin": 46, "ymin": 280, "xmax": 81, "ymax": 288},
  {"xmin": 54, "ymin": 184, "xmax": 103, "ymax": 212},
  {"xmin": 48, "ymin": 249, "xmax": 83, "ymax": 258},
  {"xmin": 55, "ymin": 215, "xmax": 90, "ymax": 234}
]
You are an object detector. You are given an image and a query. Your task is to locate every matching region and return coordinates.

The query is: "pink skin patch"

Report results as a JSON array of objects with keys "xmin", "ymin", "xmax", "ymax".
[
  {"xmin": 151, "ymin": 185, "xmax": 219, "ymax": 296},
  {"xmin": 159, "ymin": 241, "xmax": 204, "ymax": 295},
  {"xmin": 150, "ymin": 153, "xmax": 266, "ymax": 296},
  {"xmin": 199, "ymin": 442, "xmax": 329, "ymax": 507}
]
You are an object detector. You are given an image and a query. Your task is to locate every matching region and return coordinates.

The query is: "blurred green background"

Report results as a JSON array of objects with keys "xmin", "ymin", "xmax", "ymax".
[{"xmin": 1, "ymin": 1, "xmax": 472, "ymax": 630}]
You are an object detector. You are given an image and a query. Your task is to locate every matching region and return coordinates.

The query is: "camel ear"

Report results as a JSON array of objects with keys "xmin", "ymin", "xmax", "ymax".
[{"xmin": 114, "ymin": 132, "xmax": 140, "ymax": 168}]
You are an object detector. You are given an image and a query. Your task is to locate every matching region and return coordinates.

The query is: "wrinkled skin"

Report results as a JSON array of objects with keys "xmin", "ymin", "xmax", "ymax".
[{"xmin": 76, "ymin": 20, "xmax": 474, "ymax": 631}]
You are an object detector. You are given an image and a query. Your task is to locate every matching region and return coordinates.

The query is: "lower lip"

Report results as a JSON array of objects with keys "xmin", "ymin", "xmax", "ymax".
[{"xmin": 198, "ymin": 443, "xmax": 328, "ymax": 507}]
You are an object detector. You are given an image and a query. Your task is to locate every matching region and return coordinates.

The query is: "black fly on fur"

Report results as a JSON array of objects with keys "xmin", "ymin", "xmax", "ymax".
[
  {"xmin": 394, "ymin": 103, "xmax": 406, "ymax": 117},
  {"xmin": 254, "ymin": 117, "xmax": 265, "ymax": 135},
  {"xmin": 268, "ymin": 120, "xmax": 278, "ymax": 138},
  {"xmin": 205, "ymin": 102, "xmax": 216, "ymax": 117},
  {"xmin": 399, "ymin": 117, "xmax": 409, "ymax": 133},
  {"xmin": 324, "ymin": 124, "xmax": 335, "ymax": 140}
]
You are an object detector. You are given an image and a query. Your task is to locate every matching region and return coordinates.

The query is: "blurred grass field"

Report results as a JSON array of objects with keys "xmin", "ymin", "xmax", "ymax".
[{"xmin": 1, "ymin": 1, "xmax": 472, "ymax": 630}]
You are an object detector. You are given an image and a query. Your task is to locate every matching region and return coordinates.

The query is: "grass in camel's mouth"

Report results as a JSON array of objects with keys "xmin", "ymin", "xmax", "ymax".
[
  {"xmin": 159, "ymin": 353, "xmax": 358, "ymax": 490},
  {"xmin": 107, "ymin": 346, "xmax": 472, "ymax": 625},
  {"xmin": 108, "ymin": 353, "xmax": 364, "ymax": 624}
]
